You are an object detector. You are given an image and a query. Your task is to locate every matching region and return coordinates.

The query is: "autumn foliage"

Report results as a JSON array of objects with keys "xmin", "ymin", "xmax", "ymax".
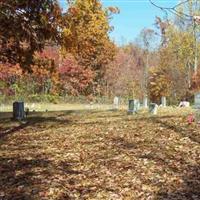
[
  {"xmin": 62, "ymin": 0, "xmax": 117, "ymax": 80},
  {"xmin": 104, "ymin": 47, "xmax": 144, "ymax": 98},
  {"xmin": 0, "ymin": 64, "xmax": 22, "ymax": 83},
  {"xmin": 59, "ymin": 55, "xmax": 94, "ymax": 96},
  {"xmin": 0, "ymin": 0, "xmax": 118, "ymax": 99},
  {"xmin": 191, "ymin": 69, "xmax": 200, "ymax": 92},
  {"xmin": 0, "ymin": 63, "xmax": 22, "ymax": 96},
  {"xmin": 1, "ymin": 0, "xmax": 200, "ymax": 103},
  {"xmin": 0, "ymin": 0, "xmax": 62, "ymax": 69},
  {"xmin": 148, "ymin": 67, "xmax": 172, "ymax": 103}
]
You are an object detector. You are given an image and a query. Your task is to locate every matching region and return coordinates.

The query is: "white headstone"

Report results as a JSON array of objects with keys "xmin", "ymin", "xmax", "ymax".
[
  {"xmin": 143, "ymin": 96, "xmax": 148, "ymax": 108},
  {"xmin": 113, "ymin": 96, "xmax": 119, "ymax": 109},
  {"xmin": 179, "ymin": 101, "xmax": 190, "ymax": 107},
  {"xmin": 194, "ymin": 93, "xmax": 200, "ymax": 108},
  {"xmin": 89, "ymin": 102, "xmax": 94, "ymax": 109},
  {"xmin": 161, "ymin": 96, "xmax": 167, "ymax": 107},
  {"xmin": 136, "ymin": 101, "xmax": 141, "ymax": 110},
  {"xmin": 30, "ymin": 103, "xmax": 35, "ymax": 109},
  {"xmin": 0, "ymin": 104, "xmax": 2, "ymax": 111}
]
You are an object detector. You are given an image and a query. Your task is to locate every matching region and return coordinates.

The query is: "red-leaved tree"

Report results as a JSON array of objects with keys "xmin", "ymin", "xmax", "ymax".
[
  {"xmin": 59, "ymin": 54, "xmax": 94, "ymax": 96},
  {"xmin": 0, "ymin": 63, "xmax": 22, "ymax": 95},
  {"xmin": 29, "ymin": 47, "xmax": 60, "ymax": 94}
]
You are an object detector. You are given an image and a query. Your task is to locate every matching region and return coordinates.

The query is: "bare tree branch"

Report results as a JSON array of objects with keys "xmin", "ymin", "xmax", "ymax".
[{"xmin": 149, "ymin": 0, "xmax": 192, "ymax": 21}]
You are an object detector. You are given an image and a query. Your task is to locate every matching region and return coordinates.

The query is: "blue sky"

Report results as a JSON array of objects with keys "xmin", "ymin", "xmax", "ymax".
[{"xmin": 59, "ymin": 0, "xmax": 178, "ymax": 45}]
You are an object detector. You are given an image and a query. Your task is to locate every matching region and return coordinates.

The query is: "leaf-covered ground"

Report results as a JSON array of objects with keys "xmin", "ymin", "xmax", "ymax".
[{"xmin": 0, "ymin": 109, "xmax": 200, "ymax": 200}]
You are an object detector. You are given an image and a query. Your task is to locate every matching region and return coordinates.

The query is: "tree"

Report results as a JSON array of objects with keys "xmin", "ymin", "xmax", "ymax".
[
  {"xmin": 62, "ymin": 0, "xmax": 117, "ymax": 86},
  {"xmin": 137, "ymin": 28, "xmax": 157, "ymax": 106},
  {"xmin": 155, "ymin": 16, "xmax": 169, "ymax": 47},
  {"xmin": 144, "ymin": 22, "xmax": 195, "ymax": 103},
  {"xmin": 191, "ymin": 68, "xmax": 200, "ymax": 92},
  {"xmin": 104, "ymin": 45, "xmax": 144, "ymax": 98},
  {"xmin": 59, "ymin": 54, "xmax": 94, "ymax": 96},
  {"xmin": 30, "ymin": 46, "xmax": 60, "ymax": 94},
  {"xmin": 148, "ymin": 67, "xmax": 172, "ymax": 103},
  {"xmin": 0, "ymin": 63, "xmax": 22, "ymax": 96},
  {"xmin": 0, "ymin": 0, "xmax": 63, "ymax": 70}
]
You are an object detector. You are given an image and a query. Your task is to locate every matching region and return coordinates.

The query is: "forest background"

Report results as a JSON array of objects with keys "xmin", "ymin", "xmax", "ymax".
[{"xmin": 1, "ymin": 0, "xmax": 200, "ymax": 105}]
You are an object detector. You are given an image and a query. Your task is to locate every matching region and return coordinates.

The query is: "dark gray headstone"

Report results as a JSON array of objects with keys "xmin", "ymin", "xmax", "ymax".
[
  {"xmin": 128, "ymin": 99, "xmax": 139, "ymax": 114},
  {"xmin": 128, "ymin": 100, "xmax": 134, "ymax": 113},
  {"xmin": 13, "ymin": 101, "xmax": 25, "ymax": 120}
]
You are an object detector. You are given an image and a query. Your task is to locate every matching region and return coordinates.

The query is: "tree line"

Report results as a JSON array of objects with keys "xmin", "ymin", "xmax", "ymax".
[{"xmin": 0, "ymin": 0, "xmax": 200, "ymax": 104}]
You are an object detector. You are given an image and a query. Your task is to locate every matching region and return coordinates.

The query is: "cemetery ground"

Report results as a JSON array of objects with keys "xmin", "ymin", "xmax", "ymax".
[{"xmin": 0, "ymin": 108, "xmax": 200, "ymax": 200}]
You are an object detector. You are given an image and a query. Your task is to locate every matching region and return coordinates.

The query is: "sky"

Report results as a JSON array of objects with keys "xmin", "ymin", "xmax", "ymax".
[{"xmin": 59, "ymin": 0, "xmax": 179, "ymax": 45}]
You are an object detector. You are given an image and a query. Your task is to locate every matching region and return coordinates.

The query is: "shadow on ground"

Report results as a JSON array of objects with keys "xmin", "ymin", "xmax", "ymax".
[
  {"xmin": 0, "ymin": 156, "xmax": 84, "ymax": 200},
  {"xmin": 0, "ymin": 109, "xmax": 124, "ymax": 140},
  {"xmin": 0, "ymin": 110, "xmax": 199, "ymax": 199},
  {"xmin": 0, "ymin": 114, "xmax": 72, "ymax": 140},
  {"xmin": 156, "ymin": 164, "xmax": 200, "ymax": 200},
  {"xmin": 0, "ymin": 156, "xmax": 51, "ymax": 200}
]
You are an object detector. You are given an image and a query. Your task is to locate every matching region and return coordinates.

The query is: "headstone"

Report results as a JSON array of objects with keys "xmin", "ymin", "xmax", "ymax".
[
  {"xmin": 136, "ymin": 101, "xmax": 141, "ymax": 110},
  {"xmin": 113, "ymin": 96, "xmax": 120, "ymax": 110},
  {"xmin": 13, "ymin": 101, "xmax": 25, "ymax": 120},
  {"xmin": 179, "ymin": 101, "xmax": 190, "ymax": 107},
  {"xmin": 143, "ymin": 96, "xmax": 148, "ymax": 108},
  {"xmin": 0, "ymin": 104, "xmax": 4, "ymax": 111},
  {"xmin": 161, "ymin": 96, "xmax": 167, "ymax": 107},
  {"xmin": 195, "ymin": 110, "xmax": 200, "ymax": 123},
  {"xmin": 149, "ymin": 103, "xmax": 158, "ymax": 115},
  {"xmin": 30, "ymin": 103, "xmax": 35, "ymax": 109},
  {"xmin": 89, "ymin": 102, "xmax": 94, "ymax": 109},
  {"xmin": 194, "ymin": 93, "xmax": 200, "ymax": 109},
  {"xmin": 128, "ymin": 99, "xmax": 139, "ymax": 114},
  {"xmin": 128, "ymin": 100, "xmax": 134, "ymax": 114}
]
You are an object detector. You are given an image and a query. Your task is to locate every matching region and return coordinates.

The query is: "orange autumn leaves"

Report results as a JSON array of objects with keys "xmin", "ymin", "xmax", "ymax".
[{"xmin": 0, "ymin": 0, "xmax": 117, "ymax": 97}]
